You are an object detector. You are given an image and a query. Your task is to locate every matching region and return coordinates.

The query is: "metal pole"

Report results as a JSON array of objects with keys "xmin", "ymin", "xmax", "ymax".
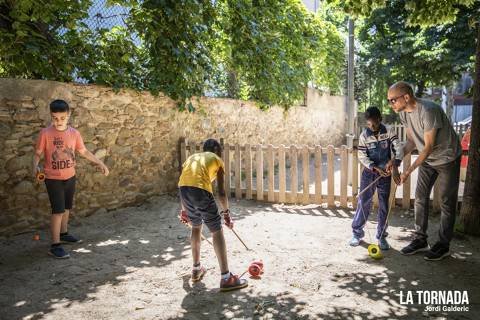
[
  {"xmin": 347, "ymin": 18, "xmax": 356, "ymax": 185},
  {"xmin": 347, "ymin": 18, "xmax": 355, "ymax": 135}
]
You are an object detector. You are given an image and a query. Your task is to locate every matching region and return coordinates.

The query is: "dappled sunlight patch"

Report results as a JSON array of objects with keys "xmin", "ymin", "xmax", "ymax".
[
  {"xmin": 336, "ymin": 209, "xmax": 350, "ymax": 218},
  {"xmin": 14, "ymin": 300, "xmax": 26, "ymax": 307},
  {"xmin": 96, "ymin": 239, "xmax": 129, "ymax": 247},
  {"xmin": 322, "ymin": 305, "xmax": 410, "ymax": 320},
  {"xmin": 330, "ymin": 270, "xmax": 417, "ymax": 317},
  {"xmin": 124, "ymin": 266, "xmax": 139, "ymax": 273},
  {"xmin": 324, "ymin": 209, "xmax": 336, "ymax": 217},
  {"xmin": 162, "ymin": 252, "xmax": 176, "ymax": 261},
  {"xmin": 271, "ymin": 205, "xmax": 286, "ymax": 213},
  {"xmin": 24, "ymin": 312, "xmax": 45, "ymax": 320},
  {"xmin": 272, "ymin": 206, "xmax": 285, "ymax": 213},
  {"xmin": 2, "ymin": 196, "xmax": 478, "ymax": 320},
  {"xmin": 49, "ymin": 298, "xmax": 72, "ymax": 309},
  {"xmin": 451, "ymin": 251, "xmax": 473, "ymax": 261},
  {"xmin": 73, "ymin": 248, "xmax": 92, "ymax": 253}
]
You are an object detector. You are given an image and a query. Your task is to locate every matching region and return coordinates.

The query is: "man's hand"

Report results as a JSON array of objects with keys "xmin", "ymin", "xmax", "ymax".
[
  {"xmin": 392, "ymin": 165, "xmax": 402, "ymax": 185},
  {"xmin": 400, "ymin": 171, "xmax": 410, "ymax": 184},
  {"xmin": 179, "ymin": 209, "xmax": 189, "ymax": 225},
  {"xmin": 222, "ymin": 209, "xmax": 234, "ymax": 229},
  {"xmin": 387, "ymin": 162, "xmax": 402, "ymax": 185}
]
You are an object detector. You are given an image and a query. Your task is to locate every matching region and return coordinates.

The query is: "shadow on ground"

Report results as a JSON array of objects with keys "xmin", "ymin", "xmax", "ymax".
[{"xmin": 0, "ymin": 196, "xmax": 478, "ymax": 320}]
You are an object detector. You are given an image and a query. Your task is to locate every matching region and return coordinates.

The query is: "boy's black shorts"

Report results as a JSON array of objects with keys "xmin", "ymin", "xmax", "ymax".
[
  {"xmin": 179, "ymin": 186, "xmax": 222, "ymax": 232},
  {"xmin": 45, "ymin": 176, "xmax": 76, "ymax": 214}
]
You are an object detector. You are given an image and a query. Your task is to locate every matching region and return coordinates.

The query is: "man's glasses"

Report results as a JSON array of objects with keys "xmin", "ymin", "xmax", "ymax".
[{"xmin": 387, "ymin": 94, "xmax": 406, "ymax": 104}]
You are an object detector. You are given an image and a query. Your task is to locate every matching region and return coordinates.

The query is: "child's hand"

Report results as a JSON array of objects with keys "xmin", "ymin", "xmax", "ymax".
[
  {"xmin": 179, "ymin": 209, "xmax": 189, "ymax": 224},
  {"xmin": 33, "ymin": 166, "xmax": 44, "ymax": 182},
  {"xmin": 222, "ymin": 209, "xmax": 234, "ymax": 229},
  {"xmin": 32, "ymin": 165, "xmax": 40, "ymax": 179},
  {"xmin": 385, "ymin": 160, "xmax": 394, "ymax": 173},
  {"xmin": 374, "ymin": 166, "xmax": 390, "ymax": 177},
  {"xmin": 97, "ymin": 163, "xmax": 109, "ymax": 176}
]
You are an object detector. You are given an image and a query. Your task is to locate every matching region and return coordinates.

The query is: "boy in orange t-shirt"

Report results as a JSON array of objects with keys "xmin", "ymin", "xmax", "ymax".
[{"xmin": 33, "ymin": 100, "xmax": 109, "ymax": 259}]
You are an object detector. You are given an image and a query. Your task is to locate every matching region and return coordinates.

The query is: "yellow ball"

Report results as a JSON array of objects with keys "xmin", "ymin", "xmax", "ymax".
[{"xmin": 368, "ymin": 244, "xmax": 383, "ymax": 259}]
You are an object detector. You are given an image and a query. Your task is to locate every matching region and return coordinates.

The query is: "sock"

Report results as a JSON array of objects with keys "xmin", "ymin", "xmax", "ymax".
[
  {"xmin": 51, "ymin": 243, "xmax": 61, "ymax": 248},
  {"xmin": 193, "ymin": 262, "xmax": 201, "ymax": 271},
  {"xmin": 221, "ymin": 271, "xmax": 231, "ymax": 280},
  {"xmin": 60, "ymin": 232, "xmax": 68, "ymax": 236}
]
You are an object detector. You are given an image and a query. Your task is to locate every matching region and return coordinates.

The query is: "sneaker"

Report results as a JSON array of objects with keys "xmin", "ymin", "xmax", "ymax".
[
  {"xmin": 60, "ymin": 233, "xmax": 82, "ymax": 244},
  {"xmin": 49, "ymin": 245, "xmax": 70, "ymax": 259},
  {"xmin": 349, "ymin": 236, "xmax": 361, "ymax": 246},
  {"xmin": 400, "ymin": 239, "xmax": 429, "ymax": 255},
  {"xmin": 220, "ymin": 273, "xmax": 248, "ymax": 292},
  {"xmin": 191, "ymin": 266, "xmax": 206, "ymax": 282},
  {"xmin": 378, "ymin": 238, "xmax": 390, "ymax": 251},
  {"xmin": 424, "ymin": 243, "xmax": 450, "ymax": 261}
]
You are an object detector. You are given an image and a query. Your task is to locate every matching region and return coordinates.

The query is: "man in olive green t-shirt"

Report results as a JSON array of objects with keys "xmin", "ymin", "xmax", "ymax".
[{"xmin": 387, "ymin": 81, "xmax": 461, "ymax": 261}]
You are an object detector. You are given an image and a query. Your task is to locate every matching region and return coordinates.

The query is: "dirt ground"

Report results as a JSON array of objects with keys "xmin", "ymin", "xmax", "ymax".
[{"xmin": 0, "ymin": 195, "xmax": 479, "ymax": 320}]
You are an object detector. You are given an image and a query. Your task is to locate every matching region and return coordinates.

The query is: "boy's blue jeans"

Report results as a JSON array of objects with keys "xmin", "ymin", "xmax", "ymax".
[{"xmin": 352, "ymin": 169, "xmax": 391, "ymax": 240}]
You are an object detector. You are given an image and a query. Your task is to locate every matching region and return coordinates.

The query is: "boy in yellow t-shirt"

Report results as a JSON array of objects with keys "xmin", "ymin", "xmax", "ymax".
[{"xmin": 178, "ymin": 139, "xmax": 247, "ymax": 292}]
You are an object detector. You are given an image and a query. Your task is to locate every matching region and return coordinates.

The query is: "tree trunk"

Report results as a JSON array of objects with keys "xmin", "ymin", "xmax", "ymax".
[
  {"xmin": 226, "ymin": 70, "xmax": 239, "ymax": 99},
  {"xmin": 459, "ymin": 23, "xmax": 480, "ymax": 236},
  {"xmin": 416, "ymin": 80, "xmax": 425, "ymax": 97},
  {"xmin": 443, "ymin": 84, "xmax": 455, "ymax": 123}
]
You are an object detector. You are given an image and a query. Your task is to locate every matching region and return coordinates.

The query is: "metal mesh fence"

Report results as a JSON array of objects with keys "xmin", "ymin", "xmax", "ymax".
[{"xmin": 85, "ymin": 0, "xmax": 131, "ymax": 31}]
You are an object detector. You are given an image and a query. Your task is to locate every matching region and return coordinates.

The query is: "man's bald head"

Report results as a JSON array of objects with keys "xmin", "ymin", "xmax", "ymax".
[
  {"xmin": 387, "ymin": 81, "xmax": 416, "ymax": 113},
  {"xmin": 389, "ymin": 81, "xmax": 414, "ymax": 98}
]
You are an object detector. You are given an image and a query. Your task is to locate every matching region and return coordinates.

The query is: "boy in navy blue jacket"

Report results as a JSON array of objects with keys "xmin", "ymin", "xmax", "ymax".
[{"xmin": 350, "ymin": 107, "xmax": 403, "ymax": 250}]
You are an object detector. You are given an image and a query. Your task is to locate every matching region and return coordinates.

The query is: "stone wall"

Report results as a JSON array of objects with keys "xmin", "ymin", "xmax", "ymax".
[{"xmin": 0, "ymin": 78, "xmax": 348, "ymax": 236}]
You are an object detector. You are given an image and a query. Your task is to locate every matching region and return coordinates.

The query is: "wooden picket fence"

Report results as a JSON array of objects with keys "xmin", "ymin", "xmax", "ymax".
[{"xmin": 179, "ymin": 138, "xmax": 418, "ymax": 210}]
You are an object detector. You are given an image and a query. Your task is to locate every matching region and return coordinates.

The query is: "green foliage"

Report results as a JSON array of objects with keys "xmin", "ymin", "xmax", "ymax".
[
  {"xmin": 311, "ymin": 2, "xmax": 346, "ymax": 95},
  {"xmin": 354, "ymin": 0, "xmax": 477, "ymax": 111},
  {"xmin": 332, "ymin": 0, "xmax": 386, "ymax": 18},
  {"xmin": 130, "ymin": 0, "xmax": 219, "ymax": 106},
  {"xmin": 330, "ymin": 0, "xmax": 480, "ymax": 235},
  {"xmin": 0, "ymin": 0, "xmax": 93, "ymax": 80},
  {"xmin": 0, "ymin": 0, "xmax": 146, "ymax": 90},
  {"xmin": 0, "ymin": 0, "xmax": 346, "ymax": 110},
  {"xmin": 79, "ymin": 26, "xmax": 147, "ymax": 90},
  {"xmin": 403, "ymin": 0, "xmax": 476, "ymax": 27},
  {"xmin": 218, "ymin": 0, "xmax": 345, "ymax": 107},
  {"xmin": 331, "ymin": 0, "xmax": 477, "ymax": 27}
]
